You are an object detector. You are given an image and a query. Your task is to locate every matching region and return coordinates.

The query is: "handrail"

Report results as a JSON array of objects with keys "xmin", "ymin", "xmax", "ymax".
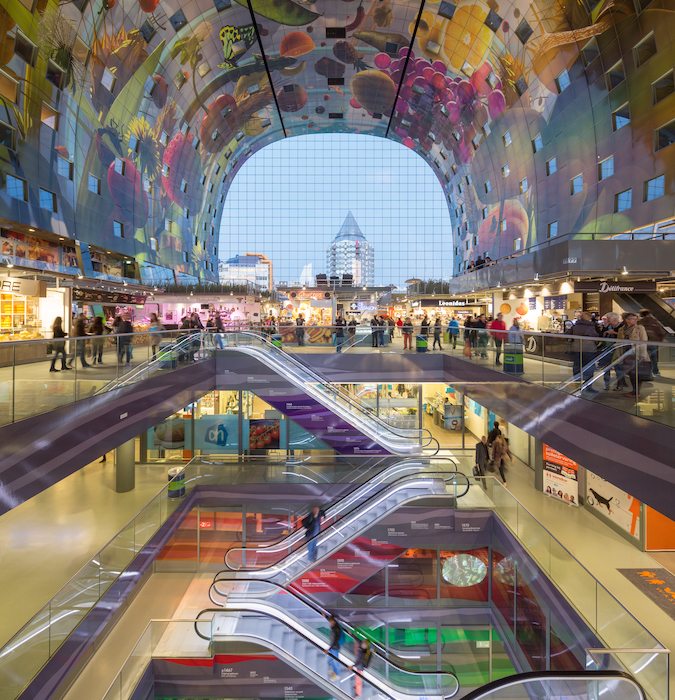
[
  {"xmin": 458, "ymin": 670, "xmax": 646, "ymax": 699},
  {"xmin": 194, "ymin": 607, "xmax": 459, "ymax": 699},
  {"xmin": 219, "ymin": 469, "xmax": 469, "ymax": 572}
]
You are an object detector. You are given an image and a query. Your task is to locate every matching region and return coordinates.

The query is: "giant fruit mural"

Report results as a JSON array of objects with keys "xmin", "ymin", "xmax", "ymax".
[{"xmin": 0, "ymin": 0, "xmax": 672, "ymax": 280}]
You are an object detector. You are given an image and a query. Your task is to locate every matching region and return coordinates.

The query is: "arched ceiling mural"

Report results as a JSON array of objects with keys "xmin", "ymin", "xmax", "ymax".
[{"xmin": 0, "ymin": 0, "xmax": 672, "ymax": 282}]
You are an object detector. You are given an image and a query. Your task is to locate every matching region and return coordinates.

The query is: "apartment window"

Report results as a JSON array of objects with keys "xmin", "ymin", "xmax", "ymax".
[
  {"xmin": 612, "ymin": 103, "xmax": 630, "ymax": 131},
  {"xmin": 482, "ymin": 207, "xmax": 488, "ymax": 220},
  {"xmin": 482, "ymin": 122, "xmax": 491, "ymax": 136},
  {"xmin": 194, "ymin": 235, "xmax": 199, "ymax": 247},
  {"xmin": 159, "ymin": 131, "xmax": 168, "ymax": 146},
  {"xmin": 655, "ymin": 119, "xmax": 675, "ymax": 151},
  {"xmin": 41, "ymin": 104, "xmax": 59, "ymax": 130},
  {"xmin": 56, "ymin": 155, "xmax": 73, "ymax": 180},
  {"xmin": 457, "ymin": 182, "xmax": 463, "ymax": 194},
  {"xmin": 112, "ymin": 220, "xmax": 124, "ymax": 238},
  {"xmin": 128, "ymin": 134, "xmax": 139, "ymax": 153},
  {"xmin": 652, "ymin": 70, "xmax": 674, "ymax": 105},
  {"xmin": 484, "ymin": 179, "xmax": 492, "ymax": 194},
  {"xmin": 46, "ymin": 60, "xmax": 65, "ymax": 89},
  {"xmin": 14, "ymin": 31, "xmax": 37, "ymax": 66},
  {"xmin": 101, "ymin": 67, "xmax": 116, "ymax": 92},
  {"xmin": 87, "ymin": 173, "xmax": 101, "ymax": 195},
  {"xmin": 500, "ymin": 219, "xmax": 507, "ymax": 232},
  {"xmin": 200, "ymin": 174, "xmax": 207, "ymax": 186},
  {"xmin": 515, "ymin": 18, "xmax": 533, "ymax": 44},
  {"xmin": 501, "ymin": 163, "xmax": 510, "ymax": 178},
  {"xmin": 6, "ymin": 174, "xmax": 27, "ymax": 201},
  {"xmin": 546, "ymin": 157, "xmax": 557, "ymax": 175},
  {"xmin": 555, "ymin": 69, "xmax": 571, "ymax": 93},
  {"xmin": 570, "ymin": 174, "xmax": 583, "ymax": 195},
  {"xmin": 614, "ymin": 188, "xmax": 632, "ymax": 212},
  {"xmin": 519, "ymin": 177, "xmax": 528, "ymax": 194},
  {"xmin": 503, "ymin": 130, "xmax": 512, "ymax": 147},
  {"xmin": 39, "ymin": 188, "xmax": 57, "ymax": 212},
  {"xmin": 180, "ymin": 179, "xmax": 188, "ymax": 193},
  {"xmin": 532, "ymin": 133, "xmax": 543, "ymax": 153},
  {"xmin": 594, "ymin": 159, "xmax": 615, "ymax": 185},
  {"xmin": 548, "ymin": 221, "xmax": 559, "ymax": 238},
  {"xmin": 113, "ymin": 158, "xmax": 125, "ymax": 175},
  {"xmin": 644, "ymin": 175, "xmax": 665, "ymax": 201},
  {"xmin": 183, "ymin": 252, "xmax": 189, "ymax": 263},
  {"xmin": 162, "ymin": 164, "xmax": 169, "ymax": 176},
  {"xmin": 185, "ymin": 208, "xmax": 190, "ymax": 219},
  {"xmin": 605, "ymin": 61, "xmax": 625, "ymax": 91},
  {"xmin": 633, "ymin": 33, "xmax": 656, "ymax": 68},
  {"xmin": 0, "ymin": 71, "xmax": 18, "ymax": 103},
  {"xmin": 143, "ymin": 177, "xmax": 151, "ymax": 193},
  {"xmin": 150, "ymin": 237, "xmax": 158, "ymax": 251}
]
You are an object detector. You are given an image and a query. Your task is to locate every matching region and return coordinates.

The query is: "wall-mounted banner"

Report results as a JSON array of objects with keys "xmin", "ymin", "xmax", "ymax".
[
  {"xmin": 542, "ymin": 444, "xmax": 578, "ymax": 506},
  {"xmin": 586, "ymin": 470, "xmax": 641, "ymax": 539}
]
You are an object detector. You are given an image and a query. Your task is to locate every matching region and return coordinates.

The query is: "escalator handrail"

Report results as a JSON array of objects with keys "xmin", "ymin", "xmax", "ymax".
[
  {"xmin": 570, "ymin": 347, "xmax": 634, "ymax": 396},
  {"xmin": 458, "ymin": 670, "xmax": 646, "ymax": 700},
  {"xmin": 224, "ymin": 331, "xmax": 437, "ymax": 446},
  {"xmin": 556, "ymin": 343, "xmax": 631, "ymax": 393},
  {"xmin": 210, "ymin": 576, "xmax": 458, "ymax": 682},
  {"xmin": 194, "ymin": 607, "xmax": 459, "ymax": 699},
  {"xmin": 220, "ymin": 469, "xmax": 470, "ymax": 572}
]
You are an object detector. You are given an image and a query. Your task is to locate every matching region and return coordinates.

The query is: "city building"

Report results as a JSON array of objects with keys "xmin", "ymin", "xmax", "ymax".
[
  {"xmin": 326, "ymin": 212, "xmax": 375, "ymax": 287},
  {"xmin": 219, "ymin": 253, "xmax": 273, "ymax": 291}
]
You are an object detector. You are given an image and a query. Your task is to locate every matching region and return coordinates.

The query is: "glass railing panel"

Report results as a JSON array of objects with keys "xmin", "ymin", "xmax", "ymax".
[
  {"xmin": 515, "ymin": 505, "xmax": 550, "ymax": 573},
  {"xmin": 587, "ymin": 649, "xmax": 667, "ymax": 700},
  {"xmin": 465, "ymin": 675, "xmax": 646, "ymax": 699},
  {"xmin": 120, "ymin": 621, "xmax": 152, "ymax": 699},
  {"xmin": 0, "ymin": 604, "xmax": 51, "ymax": 699},
  {"xmin": 99, "ymin": 522, "xmax": 136, "ymax": 591},
  {"xmin": 548, "ymin": 538, "xmax": 597, "ymax": 629},
  {"xmin": 133, "ymin": 493, "xmax": 162, "ymax": 554}
]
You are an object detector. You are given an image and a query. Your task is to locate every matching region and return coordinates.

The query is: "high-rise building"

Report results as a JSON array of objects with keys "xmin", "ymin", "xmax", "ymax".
[
  {"xmin": 326, "ymin": 212, "xmax": 375, "ymax": 287},
  {"xmin": 219, "ymin": 252, "xmax": 273, "ymax": 291}
]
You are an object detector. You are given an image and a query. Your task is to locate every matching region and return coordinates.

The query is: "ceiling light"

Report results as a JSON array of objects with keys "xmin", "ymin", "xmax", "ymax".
[
  {"xmin": 534, "ymin": 273, "xmax": 539, "ymax": 281},
  {"xmin": 28, "ymin": 227, "xmax": 35, "ymax": 232},
  {"xmin": 6, "ymin": 263, "xmax": 13, "ymax": 268},
  {"xmin": 621, "ymin": 266, "xmax": 628, "ymax": 275},
  {"xmin": 77, "ymin": 274, "xmax": 83, "ymax": 280}
]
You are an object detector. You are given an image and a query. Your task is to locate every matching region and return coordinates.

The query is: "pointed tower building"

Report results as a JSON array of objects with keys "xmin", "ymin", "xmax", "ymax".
[{"xmin": 326, "ymin": 212, "xmax": 375, "ymax": 287}]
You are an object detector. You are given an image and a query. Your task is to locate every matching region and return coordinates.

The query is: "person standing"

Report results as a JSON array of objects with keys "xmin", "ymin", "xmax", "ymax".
[
  {"xmin": 487, "ymin": 420, "xmax": 502, "ymax": 447},
  {"xmin": 432, "ymin": 317, "xmax": 443, "ymax": 350},
  {"xmin": 396, "ymin": 317, "xmax": 403, "ymax": 337},
  {"xmin": 420, "ymin": 314, "xmax": 430, "ymax": 341},
  {"xmin": 370, "ymin": 317, "xmax": 379, "ymax": 348},
  {"xmin": 378, "ymin": 316, "xmax": 386, "ymax": 347},
  {"xmin": 334, "ymin": 313, "xmax": 346, "ymax": 353},
  {"xmin": 325, "ymin": 615, "xmax": 344, "ymax": 681},
  {"xmin": 473, "ymin": 313, "xmax": 488, "ymax": 358},
  {"xmin": 618, "ymin": 313, "xmax": 650, "ymax": 400},
  {"xmin": 638, "ymin": 309, "xmax": 666, "ymax": 376},
  {"xmin": 570, "ymin": 311, "xmax": 599, "ymax": 388},
  {"xmin": 474, "ymin": 436, "xmax": 490, "ymax": 479},
  {"xmin": 387, "ymin": 317, "xmax": 395, "ymax": 342},
  {"xmin": 295, "ymin": 315, "xmax": 306, "ymax": 346},
  {"xmin": 90, "ymin": 316, "xmax": 105, "ymax": 365},
  {"xmin": 302, "ymin": 505, "xmax": 325, "ymax": 562},
  {"xmin": 448, "ymin": 316, "xmax": 459, "ymax": 350},
  {"xmin": 598, "ymin": 312, "xmax": 624, "ymax": 390},
  {"xmin": 149, "ymin": 312, "xmax": 164, "ymax": 360},
  {"xmin": 490, "ymin": 312, "xmax": 507, "ymax": 366},
  {"xmin": 352, "ymin": 638, "xmax": 372, "ymax": 696},
  {"xmin": 402, "ymin": 316, "xmax": 413, "ymax": 350},
  {"xmin": 117, "ymin": 315, "xmax": 134, "ymax": 365},
  {"xmin": 49, "ymin": 317, "xmax": 70, "ymax": 372},
  {"xmin": 69, "ymin": 313, "xmax": 91, "ymax": 368},
  {"xmin": 348, "ymin": 318, "xmax": 357, "ymax": 341}
]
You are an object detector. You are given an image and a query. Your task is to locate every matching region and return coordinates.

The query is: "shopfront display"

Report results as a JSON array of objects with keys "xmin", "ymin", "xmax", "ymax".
[
  {"xmin": 149, "ymin": 294, "xmax": 261, "ymax": 329},
  {"xmin": 542, "ymin": 444, "xmax": 579, "ymax": 506},
  {"xmin": 0, "ymin": 229, "xmax": 79, "ymax": 275}
]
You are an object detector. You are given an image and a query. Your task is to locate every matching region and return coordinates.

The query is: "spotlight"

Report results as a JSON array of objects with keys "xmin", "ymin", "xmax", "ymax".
[
  {"xmin": 621, "ymin": 266, "xmax": 628, "ymax": 275},
  {"xmin": 6, "ymin": 263, "xmax": 13, "ymax": 268}
]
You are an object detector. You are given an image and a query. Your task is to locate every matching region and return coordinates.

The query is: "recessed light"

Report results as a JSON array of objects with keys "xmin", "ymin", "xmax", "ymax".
[{"xmin": 6, "ymin": 263, "xmax": 14, "ymax": 268}]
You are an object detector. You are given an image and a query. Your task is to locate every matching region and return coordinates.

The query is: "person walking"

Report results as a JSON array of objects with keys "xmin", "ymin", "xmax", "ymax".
[
  {"xmin": 474, "ymin": 435, "xmax": 490, "ymax": 482},
  {"xmin": 448, "ymin": 316, "xmax": 459, "ymax": 350},
  {"xmin": 638, "ymin": 309, "xmax": 666, "ymax": 376},
  {"xmin": 474, "ymin": 313, "xmax": 488, "ymax": 358},
  {"xmin": 69, "ymin": 313, "xmax": 91, "ymax": 368},
  {"xmin": 295, "ymin": 315, "xmax": 306, "ymax": 346},
  {"xmin": 487, "ymin": 420, "xmax": 502, "ymax": 447},
  {"xmin": 490, "ymin": 312, "xmax": 507, "ymax": 366},
  {"xmin": 49, "ymin": 317, "xmax": 70, "ymax": 372},
  {"xmin": 618, "ymin": 313, "xmax": 650, "ymax": 400},
  {"xmin": 570, "ymin": 311, "xmax": 599, "ymax": 389},
  {"xmin": 370, "ymin": 317, "xmax": 379, "ymax": 348},
  {"xmin": 302, "ymin": 505, "xmax": 325, "ymax": 562},
  {"xmin": 90, "ymin": 316, "xmax": 105, "ymax": 365},
  {"xmin": 395, "ymin": 317, "xmax": 403, "ymax": 337},
  {"xmin": 352, "ymin": 638, "xmax": 372, "ymax": 696},
  {"xmin": 325, "ymin": 615, "xmax": 345, "ymax": 681},
  {"xmin": 491, "ymin": 434, "xmax": 510, "ymax": 483},
  {"xmin": 149, "ymin": 312, "xmax": 164, "ymax": 360},
  {"xmin": 402, "ymin": 316, "xmax": 413, "ymax": 350},
  {"xmin": 432, "ymin": 317, "xmax": 443, "ymax": 350},
  {"xmin": 387, "ymin": 317, "xmax": 395, "ymax": 342},
  {"xmin": 334, "ymin": 313, "xmax": 346, "ymax": 353},
  {"xmin": 348, "ymin": 318, "xmax": 357, "ymax": 341},
  {"xmin": 117, "ymin": 315, "xmax": 134, "ymax": 365}
]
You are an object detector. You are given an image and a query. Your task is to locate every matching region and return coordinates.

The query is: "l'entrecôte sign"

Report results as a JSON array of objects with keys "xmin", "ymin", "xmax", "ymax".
[{"xmin": 574, "ymin": 280, "xmax": 657, "ymax": 294}]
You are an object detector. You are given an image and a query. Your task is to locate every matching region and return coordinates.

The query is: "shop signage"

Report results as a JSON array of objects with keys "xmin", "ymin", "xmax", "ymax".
[
  {"xmin": 542, "ymin": 444, "xmax": 578, "ymax": 506},
  {"xmin": 574, "ymin": 280, "xmax": 657, "ymax": 294},
  {"xmin": 72, "ymin": 287, "xmax": 147, "ymax": 304},
  {"xmin": 527, "ymin": 297, "xmax": 536, "ymax": 310},
  {"xmin": 411, "ymin": 298, "xmax": 469, "ymax": 308},
  {"xmin": 0, "ymin": 277, "xmax": 45, "ymax": 296},
  {"xmin": 543, "ymin": 295, "xmax": 567, "ymax": 310}
]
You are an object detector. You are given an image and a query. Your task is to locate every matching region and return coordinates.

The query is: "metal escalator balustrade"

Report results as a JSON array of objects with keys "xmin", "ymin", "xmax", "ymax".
[
  {"xmin": 222, "ymin": 460, "xmax": 466, "ymax": 571},
  {"xmin": 195, "ymin": 607, "xmax": 459, "ymax": 700},
  {"xmin": 215, "ymin": 470, "xmax": 470, "ymax": 585}
]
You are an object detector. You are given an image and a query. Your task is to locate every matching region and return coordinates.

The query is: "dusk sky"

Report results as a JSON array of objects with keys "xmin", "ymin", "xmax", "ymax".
[{"xmin": 219, "ymin": 134, "xmax": 453, "ymax": 287}]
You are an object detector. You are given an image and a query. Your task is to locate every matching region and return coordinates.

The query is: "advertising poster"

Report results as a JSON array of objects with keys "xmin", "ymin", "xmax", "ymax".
[
  {"xmin": 248, "ymin": 419, "xmax": 280, "ymax": 452},
  {"xmin": 1, "ymin": 230, "xmax": 79, "ymax": 275},
  {"xmin": 542, "ymin": 444, "xmax": 579, "ymax": 506},
  {"xmin": 194, "ymin": 415, "xmax": 238, "ymax": 452},
  {"xmin": 586, "ymin": 471, "xmax": 641, "ymax": 540}
]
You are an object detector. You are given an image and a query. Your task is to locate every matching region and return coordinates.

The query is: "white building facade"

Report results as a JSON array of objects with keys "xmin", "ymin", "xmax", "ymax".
[{"xmin": 326, "ymin": 212, "xmax": 375, "ymax": 287}]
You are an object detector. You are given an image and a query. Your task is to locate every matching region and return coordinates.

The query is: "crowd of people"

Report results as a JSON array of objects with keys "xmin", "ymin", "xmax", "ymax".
[{"xmin": 474, "ymin": 421, "xmax": 512, "ymax": 484}]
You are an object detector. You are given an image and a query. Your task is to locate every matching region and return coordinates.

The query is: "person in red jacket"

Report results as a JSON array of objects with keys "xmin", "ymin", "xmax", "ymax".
[{"xmin": 490, "ymin": 312, "xmax": 508, "ymax": 366}]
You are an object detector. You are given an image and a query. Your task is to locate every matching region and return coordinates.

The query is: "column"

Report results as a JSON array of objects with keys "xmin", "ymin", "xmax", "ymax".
[{"xmin": 115, "ymin": 438, "xmax": 136, "ymax": 493}]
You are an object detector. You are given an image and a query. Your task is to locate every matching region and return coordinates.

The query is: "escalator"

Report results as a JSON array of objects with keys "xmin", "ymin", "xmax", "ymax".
[
  {"xmin": 195, "ymin": 605, "xmax": 460, "ymax": 699},
  {"xmin": 214, "ymin": 469, "xmax": 470, "ymax": 586},
  {"xmin": 614, "ymin": 292, "xmax": 675, "ymax": 332},
  {"xmin": 218, "ymin": 331, "xmax": 439, "ymax": 455}
]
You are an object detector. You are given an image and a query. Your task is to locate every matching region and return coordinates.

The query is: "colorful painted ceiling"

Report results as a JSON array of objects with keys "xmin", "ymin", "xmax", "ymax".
[{"xmin": 0, "ymin": 0, "xmax": 672, "ymax": 281}]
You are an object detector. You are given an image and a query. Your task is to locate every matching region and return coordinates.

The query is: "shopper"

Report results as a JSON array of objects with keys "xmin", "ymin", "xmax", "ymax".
[
  {"xmin": 348, "ymin": 318, "xmax": 357, "ymax": 340},
  {"xmin": 395, "ymin": 317, "xmax": 403, "ymax": 336},
  {"xmin": 49, "ymin": 317, "xmax": 70, "ymax": 372},
  {"xmin": 402, "ymin": 316, "xmax": 413, "ymax": 350},
  {"xmin": 149, "ymin": 312, "xmax": 164, "ymax": 360},
  {"xmin": 370, "ymin": 317, "xmax": 379, "ymax": 348},
  {"xmin": 474, "ymin": 313, "xmax": 488, "ymax": 358},
  {"xmin": 570, "ymin": 311, "xmax": 599, "ymax": 389},
  {"xmin": 508, "ymin": 318, "xmax": 522, "ymax": 345},
  {"xmin": 352, "ymin": 638, "xmax": 372, "ymax": 696},
  {"xmin": 387, "ymin": 317, "xmax": 395, "ymax": 342},
  {"xmin": 302, "ymin": 505, "xmax": 325, "ymax": 562},
  {"xmin": 69, "ymin": 313, "xmax": 91, "ymax": 368},
  {"xmin": 490, "ymin": 312, "xmax": 507, "ymax": 365},
  {"xmin": 90, "ymin": 316, "xmax": 105, "ymax": 365},
  {"xmin": 491, "ymin": 434, "xmax": 510, "ymax": 483},
  {"xmin": 487, "ymin": 421, "xmax": 502, "ymax": 447},
  {"xmin": 117, "ymin": 315, "xmax": 134, "ymax": 365},
  {"xmin": 432, "ymin": 317, "xmax": 443, "ymax": 350},
  {"xmin": 618, "ymin": 313, "xmax": 650, "ymax": 400},
  {"xmin": 638, "ymin": 309, "xmax": 666, "ymax": 376},
  {"xmin": 474, "ymin": 435, "xmax": 490, "ymax": 480},
  {"xmin": 334, "ymin": 313, "xmax": 346, "ymax": 353},
  {"xmin": 420, "ymin": 314, "xmax": 430, "ymax": 340},
  {"xmin": 378, "ymin": 316, "xmax": 386, "ymax": 347},
  {"xmin": 295, "ymin": 315, "xmax": 306, "ymax": 346},
  {"xmin": 598, "ymin": 312, "xmax": 624, "ymax": 390},
  {"xmin": 448, "ymin": 316, "xmax": 459, "ymax": 350},
  {"xmin": 325, "ymin": 615, "xmax": 345, "ymax": 680}
]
